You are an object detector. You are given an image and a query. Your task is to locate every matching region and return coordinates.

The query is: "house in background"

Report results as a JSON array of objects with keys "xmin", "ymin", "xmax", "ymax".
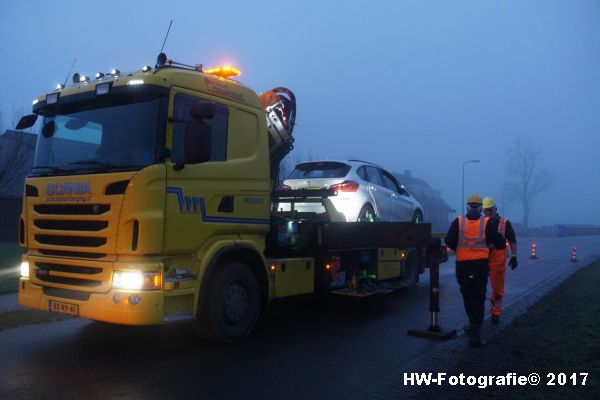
[
  {"xmin": 0, "ymin": 130, "xmax": 36, "ymax": 240},
  {"xmin": 393, "ymin": 169, "xmax": 454, "ymax": 234}
]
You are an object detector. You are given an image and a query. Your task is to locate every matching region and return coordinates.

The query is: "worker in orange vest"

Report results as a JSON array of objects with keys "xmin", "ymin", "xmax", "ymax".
[
  {"xmin": 445, "ymin": 194, "xmax": 506, "ymax": 347},
  {"xmin": 482, "ymin": 197, "xmax": 518, "ymax": 324}
]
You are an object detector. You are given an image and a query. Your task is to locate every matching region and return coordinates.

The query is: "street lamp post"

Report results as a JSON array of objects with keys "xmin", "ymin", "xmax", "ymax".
[{"xmin": 461, "ymin": 159, "xmax": 480, "ymax": 214}]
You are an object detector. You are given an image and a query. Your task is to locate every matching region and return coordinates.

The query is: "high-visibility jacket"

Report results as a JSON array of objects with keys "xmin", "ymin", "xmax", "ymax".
[
  {"xmin": 489, "ymin": 217, "xmax": 508, "ymax": 265},
  {"xmin": 456, "ymin": 216, "xmax": 490, "ymax": 261}
]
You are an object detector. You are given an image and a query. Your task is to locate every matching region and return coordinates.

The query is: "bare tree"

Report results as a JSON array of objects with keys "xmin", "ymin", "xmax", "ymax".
[
  {"xmin": 0, "ymin": 132, "xmax": 35, "ymax": 197},
  {"xmin": 0, "ymin": 105, "xmax": 36, "ymax": 197},
  {"xmin": 503, "ymin": 138, "xmax": 552, "ymax": 227}
]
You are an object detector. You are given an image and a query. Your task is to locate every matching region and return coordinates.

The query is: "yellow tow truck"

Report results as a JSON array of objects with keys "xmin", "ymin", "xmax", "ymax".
[{"xmin": 16, "ymin": 52, "xmax": 442, "ymax": 342}]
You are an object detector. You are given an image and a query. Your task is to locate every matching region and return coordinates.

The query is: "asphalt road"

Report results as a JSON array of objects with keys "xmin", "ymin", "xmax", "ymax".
[{"xmin": 1, "ymin": 236, "xmax": 599, "ymax": 400}]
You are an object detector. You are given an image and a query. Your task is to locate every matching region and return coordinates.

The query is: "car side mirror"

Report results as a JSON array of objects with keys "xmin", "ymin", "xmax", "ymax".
[
  {"xmin": 399, "ymin": 185, "xmax": 408, "ymax": 195},
  {"xmin": 16, "ymin": 114, "xmax": 38, "ymax": 130}
]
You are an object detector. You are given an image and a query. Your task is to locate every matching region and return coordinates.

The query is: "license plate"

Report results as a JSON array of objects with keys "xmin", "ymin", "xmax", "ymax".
[{"xmin": 49, "ymin": 300, "xmax": 79, "ymax": 316}]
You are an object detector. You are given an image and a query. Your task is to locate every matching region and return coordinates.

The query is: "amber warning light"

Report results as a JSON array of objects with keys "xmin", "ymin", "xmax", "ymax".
[{"xmin": 204, "ymin": 65, "xmax": 241, "ymax": 78}]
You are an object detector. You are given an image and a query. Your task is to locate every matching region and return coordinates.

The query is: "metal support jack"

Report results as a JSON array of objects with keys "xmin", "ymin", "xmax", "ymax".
[{"xmin": 407, "ymin": 238, "xmax": 457, "ymax": 340}]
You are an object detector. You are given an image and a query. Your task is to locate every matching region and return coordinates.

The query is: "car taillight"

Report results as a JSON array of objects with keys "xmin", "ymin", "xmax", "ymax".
[
  {"xmin": 279, "ymin": 184, "xmax": 292, "ymax": 190},
  {"xmin": 330, "ymin": 180, "xmax": 359, "ymax": 193}
]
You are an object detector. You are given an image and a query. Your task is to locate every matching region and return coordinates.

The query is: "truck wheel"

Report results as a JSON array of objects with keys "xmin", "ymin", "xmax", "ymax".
[
  {"xmin": 357, "ymin": 204, "xmax": 376, "ymax": 222},
  {"xmin": 401, "ymin": 249, "xmax": 419, "ymax": 286},
  {"xmin": 201, "ymin": 261, "xmax": 261, "ymax": 343}
]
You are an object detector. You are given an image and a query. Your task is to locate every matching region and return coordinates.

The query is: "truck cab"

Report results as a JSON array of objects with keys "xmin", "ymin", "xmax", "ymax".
[{"xmin": 18, "ymin": 57, "xmax": 278, "ymax": 341}]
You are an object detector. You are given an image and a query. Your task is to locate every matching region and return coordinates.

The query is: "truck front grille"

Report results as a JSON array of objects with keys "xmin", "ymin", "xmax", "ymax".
[
  {"xmin": 33, "ymin": 203, "xmax": 112, "ymax": 257},
  {"xmin": 34, "ymin": 204, "xmax": 110, "ymax": 215},
  {"xmin": 34, "ymin": 220, "xmax": 108, "ymax": 231},
  {"xmin": 35, "ymin": 235, "xmax": 107, "ymax": 247},
  {"xmin": 36, "ymin": 262, "xmax": 102, "ymax": 275},
  {"xmin": 38, "ymin": 249, "xmax": 107, "ymax": 259},
  {"xmin": 34, "ymin": 261, "xmax": 106, "ymax": 290}
]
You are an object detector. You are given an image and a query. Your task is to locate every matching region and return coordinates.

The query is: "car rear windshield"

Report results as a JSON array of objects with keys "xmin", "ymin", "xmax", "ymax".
[{"xmin": 289, "ymin": 162, "xmax": 351, "ymax": 179}]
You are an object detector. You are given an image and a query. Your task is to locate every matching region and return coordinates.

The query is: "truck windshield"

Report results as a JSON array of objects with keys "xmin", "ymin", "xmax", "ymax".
[{"xmin": 32, "ymin": 97, "xmax": 163, "ymax": 176}]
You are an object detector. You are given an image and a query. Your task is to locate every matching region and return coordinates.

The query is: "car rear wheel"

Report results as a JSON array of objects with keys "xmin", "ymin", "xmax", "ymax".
[
  {"xmin": 412, "ymin": 210, "xmax": 423, "ymax": 224},
  {"xmin": 357, "ymin": 204, "xmax": 376, "ymax": 222}
]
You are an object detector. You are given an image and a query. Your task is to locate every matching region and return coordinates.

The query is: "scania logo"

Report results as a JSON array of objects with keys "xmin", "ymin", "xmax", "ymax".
[
  {"xmin": 46, "ymin": 182, "xmax": 92, "ymax": 196},
  {"xmin": 92, "ymin": 205, "xmax": 101, "ymax": 214}
]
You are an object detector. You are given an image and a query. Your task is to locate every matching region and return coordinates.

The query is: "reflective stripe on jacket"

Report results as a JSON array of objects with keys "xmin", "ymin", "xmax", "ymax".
[
  {"xmin": 489, "ymin": 217, "xmax": 508, "ymax": 265},
  {"xmin": 456, "ymin": 215, "xmax": 490, "ymax": 261}
]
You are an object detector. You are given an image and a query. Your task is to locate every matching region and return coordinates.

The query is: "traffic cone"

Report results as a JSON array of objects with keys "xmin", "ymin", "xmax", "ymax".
[
  {"xmin": 570, "ymin": 246, "xmax": 578, "ymax": 262},
  {"xmin": 529, "ymin": 242, "xmax": 538, "ymax": 259}
]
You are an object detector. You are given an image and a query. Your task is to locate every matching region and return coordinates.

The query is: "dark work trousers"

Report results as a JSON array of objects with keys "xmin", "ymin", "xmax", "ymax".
[{"xmin": 455, "ymin": 261, "xmax": 489, "ymax": 326}]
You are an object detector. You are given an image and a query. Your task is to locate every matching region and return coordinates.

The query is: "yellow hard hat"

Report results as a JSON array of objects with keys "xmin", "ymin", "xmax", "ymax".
[
  {"xmin": 467, "ymin": 194, "xmax": 483, "ymax": 205},
  {"xmin": 482, "ymin": 196, "xmax": 496, "ymax": 209}
]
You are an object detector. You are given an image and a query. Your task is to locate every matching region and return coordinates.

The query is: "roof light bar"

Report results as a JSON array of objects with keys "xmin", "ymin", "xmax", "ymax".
[{"xmin": 204, "ymin": 65, "xmax": 241, "ymax": 78}]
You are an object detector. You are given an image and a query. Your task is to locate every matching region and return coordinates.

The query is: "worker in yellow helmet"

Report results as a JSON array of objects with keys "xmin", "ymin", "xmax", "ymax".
[
  {"xmin": 445, "ymin": 194, "xmax": 506, "ymax": 346},
  {"xmin": 482, "ymin": 196, "xmax": 518, "ymax": 324}
]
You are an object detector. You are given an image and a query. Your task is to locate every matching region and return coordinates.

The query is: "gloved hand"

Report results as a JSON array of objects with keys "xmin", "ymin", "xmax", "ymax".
[{"xmin": 509, "ymin": 256, "xmax": 518, "ymax": 270}]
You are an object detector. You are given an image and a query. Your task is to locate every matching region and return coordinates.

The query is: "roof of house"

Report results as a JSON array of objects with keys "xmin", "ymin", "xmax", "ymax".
[{"xmin": 393, "ymin": 169, "xmax": 454, "ymax": 213}]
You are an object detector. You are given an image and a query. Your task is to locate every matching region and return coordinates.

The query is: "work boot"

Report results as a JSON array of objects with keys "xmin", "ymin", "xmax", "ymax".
[
  {"xmin": 491, "ymin": 315, "xmax": 500, "ymax": 324},
  {"xmin": 468, "ymin": 324, "xmax": 486, "ymax": 347}
]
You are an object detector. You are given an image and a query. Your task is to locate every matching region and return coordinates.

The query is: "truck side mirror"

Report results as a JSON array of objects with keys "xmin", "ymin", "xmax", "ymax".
[
  {"xmin": 172, "ymin": 101, "xmax": 216, "ymax": 170},
  {"xmin": 42, "ymin": 120, "xmax": 55, "ymax": 138},
  {"xmin": 183, "ymin": 120, "xmax": 212, "ymax": 164},
  {"xmin": 190, "ymin": 102, "xmax": 216, "ymax": 120},
  {"xmin": 16, "ymin": 114, "xmax": 38, "ymax": 130}
]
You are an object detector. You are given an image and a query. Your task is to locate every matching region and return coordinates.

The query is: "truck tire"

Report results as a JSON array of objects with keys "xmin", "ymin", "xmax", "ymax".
[
  {"xmin": 401, "ymin": 249, "xmax": 419, "ymax": 286},
  {"xmin": 199, "ymin": 261, "xmax": 261, "ymax": 343}
]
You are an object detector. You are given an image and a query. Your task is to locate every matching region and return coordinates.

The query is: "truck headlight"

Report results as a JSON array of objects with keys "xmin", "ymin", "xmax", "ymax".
[
  {"xmin": 20, "ymin": 261, "xmax": 30, "ymax": 278},
  {"xmin": 112, "ymin": 271, "xmax": 160, "ymax": 290}
]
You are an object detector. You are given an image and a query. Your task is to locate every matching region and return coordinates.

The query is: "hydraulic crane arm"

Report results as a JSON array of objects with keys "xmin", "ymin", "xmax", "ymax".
[{"xmin": 259, "ymin": 87, "xmax": 296, "ymax": 185}]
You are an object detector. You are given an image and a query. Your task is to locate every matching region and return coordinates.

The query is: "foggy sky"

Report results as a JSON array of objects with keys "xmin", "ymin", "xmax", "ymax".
[{"xmin": 1, "ymin": 0, "xmax": 599, "ymax": 226}]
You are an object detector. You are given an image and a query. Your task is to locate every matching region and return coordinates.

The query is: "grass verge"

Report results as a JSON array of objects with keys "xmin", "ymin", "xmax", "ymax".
[
  {"xmin": 0, "ymin": 241, "xmax": 25, "ymax": 294},
  {"xmin": 0, "ymin": 309, "xmax": 75, "ymax": 331},
  {"xmin": 421, "ymin": 260, "xmax": 600, "ymax": 399}
]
